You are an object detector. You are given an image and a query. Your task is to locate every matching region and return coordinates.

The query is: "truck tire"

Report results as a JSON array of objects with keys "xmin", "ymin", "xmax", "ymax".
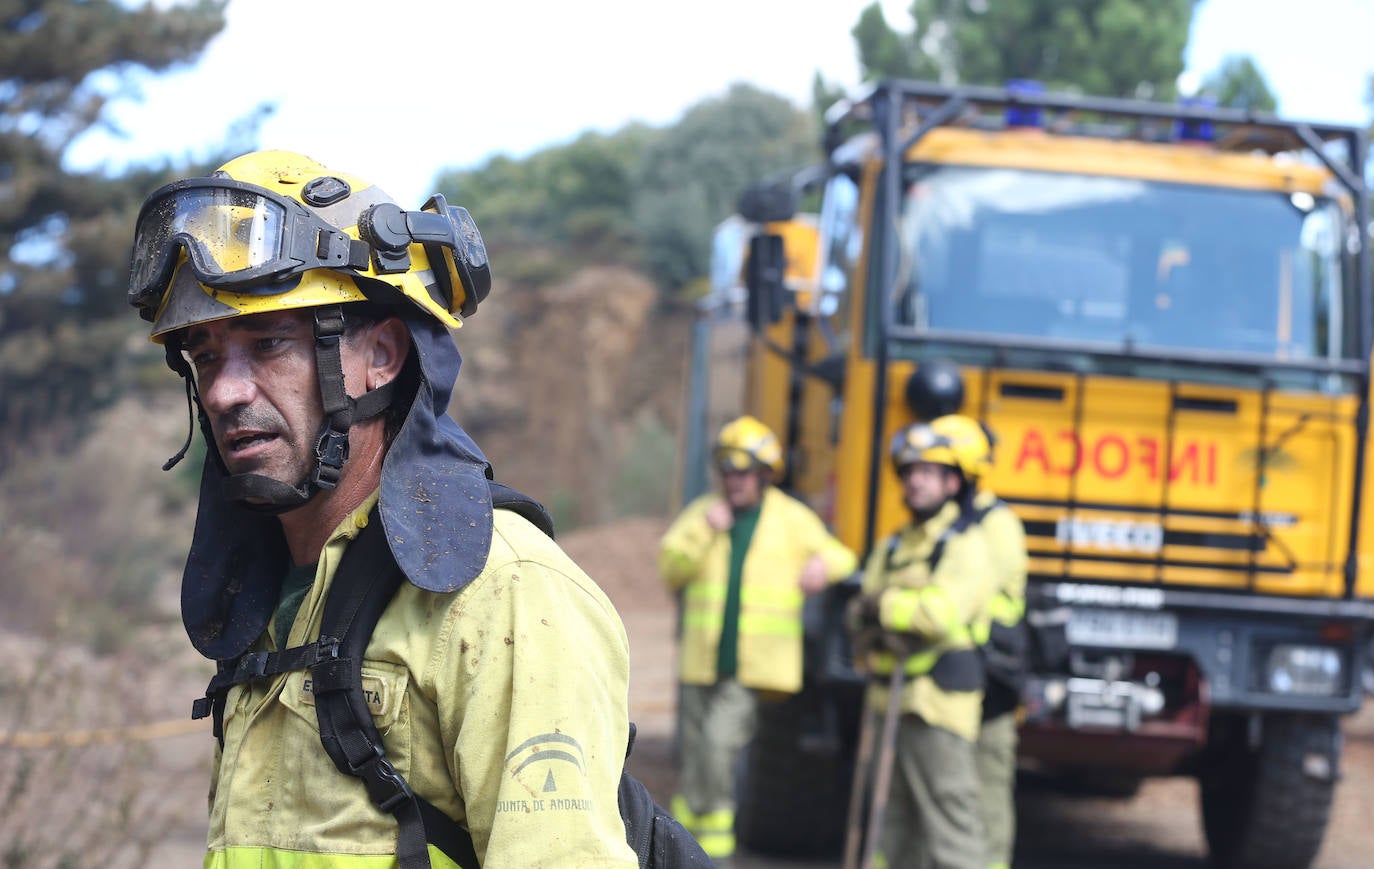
[
  {"xmin": 735, "ymin": 690, "xmax": 855, "ymax": 857},
  {"xmin": 1200, "ymin": 713, "xmax": 1340, "ymax": 869}
]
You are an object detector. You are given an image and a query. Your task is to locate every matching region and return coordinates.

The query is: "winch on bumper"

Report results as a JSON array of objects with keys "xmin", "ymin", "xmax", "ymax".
[{"xmin": 1018, "ymin": 580, "xmax": 1373, "ymax": 775}]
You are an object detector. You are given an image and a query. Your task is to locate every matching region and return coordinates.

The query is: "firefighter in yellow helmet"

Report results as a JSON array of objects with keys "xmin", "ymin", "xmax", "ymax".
[
  {"xmin": 847, "ymin": 415, "xmax": 998, "ymax": 869},
  {"xmin": 127, "ymin": 150, "xmax": 645, "ymax": 867},
  {"xmin": 659, "ymin": 415, "xmax": 857, "ymax": 862}
]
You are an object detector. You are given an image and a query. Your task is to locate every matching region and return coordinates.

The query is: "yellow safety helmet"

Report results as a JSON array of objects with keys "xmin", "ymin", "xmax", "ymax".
[
  {"xmin": 890, "ymin": 414, "xmax": 991, "ymax": 479},
  {"xmin": 127, "ymin": 149, "xmax": 490, "ymax": 341},
  {"xmin": 714, "ymin": 415, "xmax": 784, "ymax": 476}
]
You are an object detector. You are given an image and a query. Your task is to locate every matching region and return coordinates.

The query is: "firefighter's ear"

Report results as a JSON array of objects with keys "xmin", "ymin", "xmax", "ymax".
[{"xmin": 364, "ymin": 317, "xmax": 410, "ymax": 390}]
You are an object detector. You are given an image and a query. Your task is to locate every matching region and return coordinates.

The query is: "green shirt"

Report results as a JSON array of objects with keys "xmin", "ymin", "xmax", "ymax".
[
  {"xmin": 716, "ymin": 503, "xmax": 761, "ymax": 677},
  {"xmin": 273, "ymin": 561, "xmax": 317, "ymax": 649}
]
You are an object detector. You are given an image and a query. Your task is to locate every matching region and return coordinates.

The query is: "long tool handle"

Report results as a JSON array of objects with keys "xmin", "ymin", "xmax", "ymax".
[
  {"xmin": 841, "ymin": 681, "xmax": 880, "ymax": 869},
  {"xmin": 860, "ymin": 664, "xmax": 906, "ymax": 869}
]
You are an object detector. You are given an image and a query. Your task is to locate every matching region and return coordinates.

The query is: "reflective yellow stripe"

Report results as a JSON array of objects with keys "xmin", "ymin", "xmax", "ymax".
[
  {"xmin": 684, "ymin": 583, "xmax": 728, "ymax": 604},
  {"xmin": 695, "ymin": 829, "xmax": 736, "ymax": 858},
  {"xmin": 972, "ymin": 621, "xmax": 990, "ymax": 645},
  {"xmin": 867, "ymin": 648, "xmax": 940, "ymax": 676},
  {"xmin": 989, "ymin": 592, "xmax": 1024, "ymax": 626},
  {"xmin": 694, "ymin": 808, "xmax": 737, "ymax": 858},
  {"xmin": 682, "ymin": 609, "xmax": 725, "ymax": 630},
  {"xmin": 206, "ymin": 844, "xmax": 462, "ymax": 868},
  {"xmin": 737, "ymin": 612, "xmax": 803, "ymax": 637},
  {"xmin": 886, "ymin": 585, "xmax": 967, "ymax": 639},
  {"xmin": 697, "ymin": 807, "xmax": 734, "ymax": 832},
  {"xmin": 685, "ymin": 583, "xmax": 802, "ymax": 609},
  {"xmin": 670, "ymin": 794, "xmax": 698, "ymax": 830}
]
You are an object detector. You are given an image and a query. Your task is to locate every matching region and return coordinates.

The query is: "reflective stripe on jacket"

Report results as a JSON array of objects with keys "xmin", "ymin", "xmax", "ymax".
[
  {"xmin": 659, "ymin": 487, "xmax": 857, "ymax": 693},
  {"xmin": 205, "ymin": 493, "xmax": 637, "ymax": 868},
  {"xmin": 859, "ymin": 500, "xmax": 996, "ymax": 742}
]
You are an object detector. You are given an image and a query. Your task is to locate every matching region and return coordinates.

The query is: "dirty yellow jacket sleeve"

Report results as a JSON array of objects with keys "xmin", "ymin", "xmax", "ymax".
[
  {"xmin": 657, "ymin": 494, "xmax": 719, "ymax": 592},
  {"xmin": 430, "ymin": 513, "xmax": 636, "ymax": 868},
  {"xmin": 203, "ymin": 495, "xmax": 636, "ymax": 869}
]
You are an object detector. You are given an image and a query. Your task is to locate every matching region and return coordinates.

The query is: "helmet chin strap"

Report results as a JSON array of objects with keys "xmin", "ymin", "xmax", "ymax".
[{"xmin": 163, "ymin": 305, "xmax": 395, "ymax": 515}]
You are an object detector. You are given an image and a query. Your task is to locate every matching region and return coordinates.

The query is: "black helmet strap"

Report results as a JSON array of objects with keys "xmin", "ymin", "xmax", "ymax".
[{"xmin": 162, "ymin": 304, "xmax": 396, "ymax": 514}]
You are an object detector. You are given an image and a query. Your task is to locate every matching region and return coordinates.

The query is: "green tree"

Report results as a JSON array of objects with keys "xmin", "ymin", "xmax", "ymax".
[
  {"xmin": 633, "ymin": 83, "xmax": 818, "ymax": 291},
  {"xmin": 434, "ymin": 125, "xmax": 655, "ymax": 280},
  {"xmin": 0, "ymin": 0, "xmax": 226, "ymax": 449},
  {"xmin": 1200, "ymin": 55, "xmax": 1277, "ymax": 112},
  {"xmin": 849, "ymin": 0, "xmax": 1196, "ymax": 99}
]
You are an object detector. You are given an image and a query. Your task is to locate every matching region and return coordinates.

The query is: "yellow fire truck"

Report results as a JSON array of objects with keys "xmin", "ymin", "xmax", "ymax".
[{"xmin": 691, "ymin": 80, "xmax": 1374, "ymax": 868}]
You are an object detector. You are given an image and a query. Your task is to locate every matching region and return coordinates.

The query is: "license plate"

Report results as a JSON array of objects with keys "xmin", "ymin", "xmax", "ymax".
[{"xmin": 1066, "ymin": 608, "xmax": 1178, "ymax": 650}]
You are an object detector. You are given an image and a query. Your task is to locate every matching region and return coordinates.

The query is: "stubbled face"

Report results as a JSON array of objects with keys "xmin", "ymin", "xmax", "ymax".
[
  {"xmin": 720, "ymin": 467, "xmax": 765, "ymax": 512},
  {"xmin": 899, "ymin": 461, "xmax": 960, "ymax": 515},
  {"xmin": 183, "ymin": 309, "xmax": 324, "ymax": 489}
]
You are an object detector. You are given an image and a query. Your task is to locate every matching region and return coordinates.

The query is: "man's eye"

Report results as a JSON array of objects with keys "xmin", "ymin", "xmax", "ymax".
[{"xmin": 256, "ymin": 336, "xmax": 284, "ymax": 352}]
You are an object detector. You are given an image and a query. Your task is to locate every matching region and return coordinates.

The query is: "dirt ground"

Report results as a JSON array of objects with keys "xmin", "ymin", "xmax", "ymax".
[{"xmin": 14, "ymin": 514, "xmax": 1370, "ymax": 867}]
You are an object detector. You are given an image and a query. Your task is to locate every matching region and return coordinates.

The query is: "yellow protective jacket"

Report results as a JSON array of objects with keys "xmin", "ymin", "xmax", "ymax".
[
  {"xmin": 973, "ymin": 488, "xmax": 1028, "ymax": 640},
  {"xmin": 858, "ymin": 500, "xmax": 996, "ymax": 742},
  {"xmin": 205, "ymin": 492, "xmax": 637, "ymax": 868},
  {"xmin": 659, "ymin": 487, "xmax": 857, "ymax": 693}
]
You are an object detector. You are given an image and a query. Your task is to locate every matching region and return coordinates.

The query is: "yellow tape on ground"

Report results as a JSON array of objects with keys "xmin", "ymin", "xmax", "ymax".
[{"xmin": 0, "ymin": 717, "xmax": 208, "ymax": 749}]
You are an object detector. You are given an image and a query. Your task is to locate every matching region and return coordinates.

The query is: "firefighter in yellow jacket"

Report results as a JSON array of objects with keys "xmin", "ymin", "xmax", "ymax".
[
  {"xmin": 127, "ymin": 151, "xmax": 640, "ymax": 867},
  {"xmin": 849, "ymin": 416, "xmax": 998, "ymax": 869},
  {"xmin": 660, "ymin": 415, "xmax": 857, "ymax": 862}
]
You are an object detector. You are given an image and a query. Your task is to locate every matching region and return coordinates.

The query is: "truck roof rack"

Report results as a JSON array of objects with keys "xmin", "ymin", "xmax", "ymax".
[{"xmin": 823, "ymin": 79, "xmax": 1368, "ymax": 191}]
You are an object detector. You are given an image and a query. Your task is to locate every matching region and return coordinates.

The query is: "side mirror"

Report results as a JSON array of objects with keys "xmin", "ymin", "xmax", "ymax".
[{"xmin": 745, "ymin": 233, "xmax": 786, "ymax": 331}]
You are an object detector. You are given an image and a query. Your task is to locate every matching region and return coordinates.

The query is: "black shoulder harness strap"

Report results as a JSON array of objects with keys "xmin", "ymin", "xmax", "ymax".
[
  {"xmin": 191, "ymin": 482, "xmax": 554, "ymax": 869},
  {"xmin": 884, "ymin": 497, "xmax": 998, "ymax": 575}
]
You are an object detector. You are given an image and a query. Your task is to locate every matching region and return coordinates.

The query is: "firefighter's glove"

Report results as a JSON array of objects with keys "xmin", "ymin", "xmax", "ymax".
[
  {"xmin": 846, "ymin": 592, "xmax": 884, "ymax": 634},
  {"xmin": 846, "ymin": 592, "xmax": 885, "ymax": 661}
]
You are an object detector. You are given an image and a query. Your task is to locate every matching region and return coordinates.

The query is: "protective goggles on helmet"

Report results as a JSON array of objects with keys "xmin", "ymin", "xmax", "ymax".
[
  {"xmin": 129, "ymin": 179, "xmax": 491, "ymax": 324},
  {"xmin": 128, "ymin": 178, "xmax": 371, "ymax": 314},
  {"xmin": 714, "ymin": 447, "xmax": 759, "ymax": 474}
]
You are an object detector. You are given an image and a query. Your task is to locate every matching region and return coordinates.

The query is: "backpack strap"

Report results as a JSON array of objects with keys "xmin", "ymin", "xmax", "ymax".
[
  {"xmin": 307, "ymin": 509, "xmax": 476, "ymax": 869},
  {"xmin": 488, "ymin": 480, "xmax": 555, "ymax": 539},
  {"xmin": 928, "ymin": 495, "xmax": 1001, "ymax": 572}
]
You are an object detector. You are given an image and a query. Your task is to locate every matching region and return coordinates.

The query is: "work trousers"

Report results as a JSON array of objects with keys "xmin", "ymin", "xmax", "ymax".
[
  {"xmin": 880, "ymin": 714, "xmax": 985, "ymax": 869},
  {"xmin": 675, "ymin": 679, "xmax": 759, "ymax": 858},
  {"xmin": 975, "ymin": 712, "xmax": 1018, "ymax": 869}
]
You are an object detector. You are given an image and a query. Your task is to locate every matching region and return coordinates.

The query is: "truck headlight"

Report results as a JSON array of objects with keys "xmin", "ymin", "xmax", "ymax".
[{"xmin": 1266, "ymin": 645, "xmax": 1343, "ymax": 696}]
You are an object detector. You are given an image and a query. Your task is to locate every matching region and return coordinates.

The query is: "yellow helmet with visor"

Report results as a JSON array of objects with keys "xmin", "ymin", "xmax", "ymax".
[{"xmin": 127, "ymin": 150, "xmax": 490, "ymax": 341}]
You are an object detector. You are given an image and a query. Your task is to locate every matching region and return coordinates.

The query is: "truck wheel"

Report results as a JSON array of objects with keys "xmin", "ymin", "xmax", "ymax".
[
  {"xmin": 1200, "ymin": 713, "xmax": 1340, "ymax": 869},
  {"xmin": 735, "ymin": 690, "xmax": 855, "ymax": 857}
]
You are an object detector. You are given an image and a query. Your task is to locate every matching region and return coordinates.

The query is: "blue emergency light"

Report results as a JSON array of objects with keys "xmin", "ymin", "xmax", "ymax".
[
  {"xmin": 1005, "ymin": 79, "xmax": 1045, "ymax": 127},
  {"xmin": 1175, "ymin": 95, "xmax": 1217, "ymax": 142}
]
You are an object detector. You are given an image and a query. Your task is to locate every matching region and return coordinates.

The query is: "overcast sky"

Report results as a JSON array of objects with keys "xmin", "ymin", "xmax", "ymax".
[{"xmin": 68, "ymin": 0, "xmax": 1374, "ymax": 207}]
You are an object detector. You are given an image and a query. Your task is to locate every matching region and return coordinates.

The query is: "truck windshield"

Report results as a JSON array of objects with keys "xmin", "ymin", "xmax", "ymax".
[{"xmin": 891, "ymin": 165, "xmax": 1351, "ymax": 363}]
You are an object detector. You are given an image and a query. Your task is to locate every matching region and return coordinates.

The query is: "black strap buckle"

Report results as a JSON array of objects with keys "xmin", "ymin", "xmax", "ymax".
[
  {"xmin": 191, "ymin": 696, "xmax": 213, "ymax": 720},
  {"xmin": 312, "ymin": 428, "xmax": 349, "ymax": 488},
  {"xmin": 355, "ymin": 751, "xmax": 415, "ymax": 813},
  {"xmin": 233, "ymin": 651, "xmax": 270, "ymax": 680}
]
